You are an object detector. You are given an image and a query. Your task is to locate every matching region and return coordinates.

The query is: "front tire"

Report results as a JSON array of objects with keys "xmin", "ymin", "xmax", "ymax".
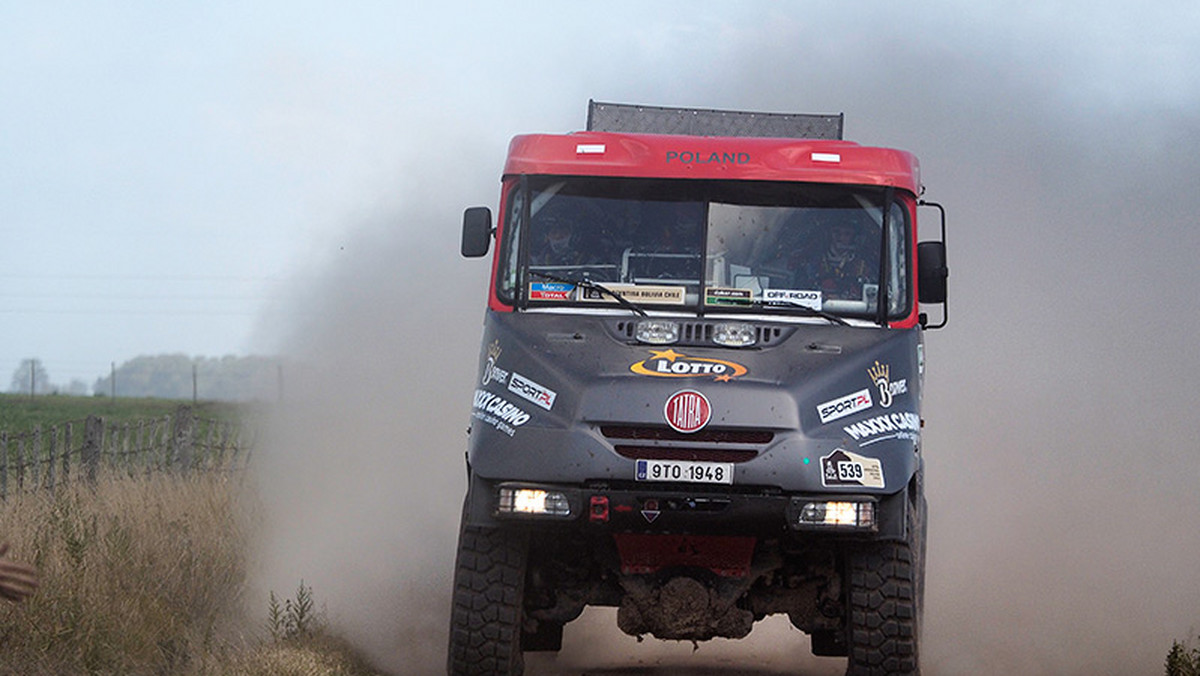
[
  {"xmin": 447, "ymin": 524, "xmax": 529, "ymax": 676},
  {"xmin": 845, "ymin": 496, "xmax": 925, "ymax": 675}
]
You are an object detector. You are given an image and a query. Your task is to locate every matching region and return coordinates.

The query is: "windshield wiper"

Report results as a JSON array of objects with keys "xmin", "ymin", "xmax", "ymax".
[
  {"xmin": 761, "ymin": 301, "xmax": 850, "ymax": 326},
  {"xmin": 529, "ymin": 270, "xmax": 648, "ymax": 317}
]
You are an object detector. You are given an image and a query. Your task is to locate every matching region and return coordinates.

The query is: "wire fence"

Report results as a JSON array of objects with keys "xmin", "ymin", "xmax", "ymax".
[{"xmin": 0, "ymin": 405, "xmax": 254, "ymax": 499}]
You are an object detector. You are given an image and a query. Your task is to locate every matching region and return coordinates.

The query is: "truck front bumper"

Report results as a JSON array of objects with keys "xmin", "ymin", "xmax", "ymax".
[{"xmin": 473, "ymin": 479, "xmax": 891, "ymax": 537}]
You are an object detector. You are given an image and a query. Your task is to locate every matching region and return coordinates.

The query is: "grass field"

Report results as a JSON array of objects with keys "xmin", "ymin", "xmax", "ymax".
[
  {"xmin": 0, "ymin": 395, "xmax": 386, "ymax": 676},
  {"xmin": 0, "ymin": 392, "xmax": 246, "ymax": 432}
]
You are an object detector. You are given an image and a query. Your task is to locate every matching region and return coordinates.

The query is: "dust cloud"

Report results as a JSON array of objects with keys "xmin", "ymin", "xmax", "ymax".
[{"xmin": 248, "ymin": 16, "xmax": 1200, "ymax": 676}]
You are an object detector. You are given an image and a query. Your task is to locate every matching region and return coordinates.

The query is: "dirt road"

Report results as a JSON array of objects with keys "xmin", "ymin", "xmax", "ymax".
[{"xmin": 521, "ymin": 610, "xmax": 845, "ymax": 676}]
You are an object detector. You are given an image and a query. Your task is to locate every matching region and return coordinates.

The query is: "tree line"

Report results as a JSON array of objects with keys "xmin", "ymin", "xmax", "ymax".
[{"xmin": 8, "ymin": 355, "xmax": 283, "ymax": 402}]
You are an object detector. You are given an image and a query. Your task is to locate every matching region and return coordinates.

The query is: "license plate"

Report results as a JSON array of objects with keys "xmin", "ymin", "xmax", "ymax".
[{"xmin": 635, "ymin": 459, "xmax": 734, "ymax": 485}]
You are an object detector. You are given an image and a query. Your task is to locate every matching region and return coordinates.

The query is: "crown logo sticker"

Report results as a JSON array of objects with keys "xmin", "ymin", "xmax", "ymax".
[
  {"xmin": 482, "ymin": 340, "xmax": 505, "ymax": 386},
  {"xmin": 867, "ymin": 361, "xmax": 889, "ymax": 385},
  {"xmin": 867, "ymin": 360, "xmax": 906, "ymax": 408}
]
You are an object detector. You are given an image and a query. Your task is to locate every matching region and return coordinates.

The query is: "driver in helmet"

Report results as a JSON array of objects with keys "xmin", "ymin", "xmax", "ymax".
[
  {"xmin": 532, "ymin": 213, "xmax": 592, "ymax": 266},
  {"xmin": 797, "ymin": 218, "xmax": 875, "ymax": 300}
]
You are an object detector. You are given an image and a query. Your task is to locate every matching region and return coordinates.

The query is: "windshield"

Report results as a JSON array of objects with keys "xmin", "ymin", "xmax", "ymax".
[{"xmin": 497, "ymin": 177, "xmax": 910, "ymax": 320}]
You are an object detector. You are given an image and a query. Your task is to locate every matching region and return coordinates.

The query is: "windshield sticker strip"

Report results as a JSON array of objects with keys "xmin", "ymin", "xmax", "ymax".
[
  {"xmin": 763, "ymin": 288, "xmax": 822, "ymax": 310},
  {"xmin": 529, "ymin": 282, "xmax": 574, "ymax": 301},
  {"xmin": 579, "ymin": 284, "xmax": 685, "ymax": 305},
  {"xmin": 705, "ymin": 287, "xmax": 752, "ymax": 306}
]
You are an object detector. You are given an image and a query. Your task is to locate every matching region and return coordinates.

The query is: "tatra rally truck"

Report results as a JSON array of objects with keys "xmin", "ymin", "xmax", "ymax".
[{"xmin": 449, "ymin": 102, "xmax": 948, "ymax": 676}]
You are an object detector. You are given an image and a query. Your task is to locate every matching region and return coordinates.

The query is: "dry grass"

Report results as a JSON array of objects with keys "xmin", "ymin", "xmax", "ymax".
[{"xmin": 0, "ymin": 471, "xmax": 385, "ymax": 676}]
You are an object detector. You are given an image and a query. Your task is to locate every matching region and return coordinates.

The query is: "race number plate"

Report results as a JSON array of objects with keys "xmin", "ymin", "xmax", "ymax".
[{"xmin": 635, "ymin": 459, "xmax": 734, "ymax": 485}]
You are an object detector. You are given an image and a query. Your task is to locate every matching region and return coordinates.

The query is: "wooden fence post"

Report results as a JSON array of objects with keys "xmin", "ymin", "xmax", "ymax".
[
  {"xmin": 63, "ymin": 421, "xmax": 73, "ymax": 484},
  {"xmin": 171, "ymin": 405, "xmax": 195, "ymax": 474},
  {"xmin": 1, "ymin": 430, "xmax": 7, "ymax": 500},
  {"xmin": 83, "ymin": 415, "xmax": 103, "ymax": 485},
  {"xmin": 31, "ymin": 427, "xmax": 41, "ymax": 490},
  {"xmin": 46, "ymin": 425, "xmax": 57, "ymax": 491}
]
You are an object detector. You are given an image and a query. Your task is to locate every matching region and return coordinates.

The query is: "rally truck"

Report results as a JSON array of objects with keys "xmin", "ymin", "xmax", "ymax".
[{"xmin": 449, "ymin": 101, "xmax": 948, "ymax": 676}]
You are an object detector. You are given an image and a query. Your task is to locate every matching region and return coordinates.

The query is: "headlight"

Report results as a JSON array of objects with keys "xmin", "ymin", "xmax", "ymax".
[
  {"xmin": 497, "ymin": 487, "xmax": 572, "ymax": 517},
  {"xmin": 794, "ymin": 500, "xmax": 876, "ymax": 530},
  {"xmin": 635, "ymin": 320, "xmax": 679, "ymax": 344},
  {"xmin": 712, "ymin": 322, "xmax": 757, "ymax": 347}
]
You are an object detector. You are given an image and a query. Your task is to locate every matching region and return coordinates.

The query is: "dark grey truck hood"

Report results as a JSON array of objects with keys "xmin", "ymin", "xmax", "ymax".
[{"xmin": 467, "ymin": 311, "xmax": 922, "ymax": 495}]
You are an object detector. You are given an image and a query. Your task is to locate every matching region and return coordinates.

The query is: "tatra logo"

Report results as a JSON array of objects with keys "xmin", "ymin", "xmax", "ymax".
[
  {"xmin": 630, "ymin": 349, "xmax": 748, "ymax": 382},
  {"xmin": 664, "ymin": 389, "xmax": 711, "ymax": 433},
  {"xmin": 665, "ymin": 151, "xmax": 751, "ymax": 165},
  {"xmin": 868, "ymin": 361, "xmax": 907, "ymax": 408}
]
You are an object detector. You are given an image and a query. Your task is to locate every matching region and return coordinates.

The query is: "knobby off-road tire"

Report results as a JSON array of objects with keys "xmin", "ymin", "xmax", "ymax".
[
  {"xmin": 447, "ymin": 524, "xmax": 530, "ymax": 676},
  {"xmin": 845, "ymin": 496, "xmax": 926, "ymax": 676}
]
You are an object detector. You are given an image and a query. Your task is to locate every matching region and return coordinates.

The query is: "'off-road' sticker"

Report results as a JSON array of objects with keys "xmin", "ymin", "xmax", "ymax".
[
  {"xmin": 820, "ymin": 449, "xmax": 884, "ymax": 488},
  {"xmin": 508, "ymin": 372, "xmax": 556, "ymax": 411},
  {"xmin": 763, "ymin": 288, "xmax": 822, "ymax": 310},
  {"xmin": 816, "ymin": 388, "xmax": 873, "ymax": 424},
  {"xmin": 630, "ymin": 348, "xmax": 748, "ymax": 382}
]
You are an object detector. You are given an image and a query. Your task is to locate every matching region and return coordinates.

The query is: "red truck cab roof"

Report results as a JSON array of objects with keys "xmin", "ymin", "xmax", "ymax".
[{"xmin": 503, "ymin": 132, "xmax": 921, "ymax": 195}]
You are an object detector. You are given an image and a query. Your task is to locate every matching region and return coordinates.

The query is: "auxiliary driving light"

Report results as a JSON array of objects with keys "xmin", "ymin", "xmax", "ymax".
[
  {"xmin": 795, "ymin": 501, "xmax": 876, "ymax": 530},
  {"xmin": 497, "ymin": 487, "xmax": 571, "ymax": 517},
  {"xmin": 712, "ymin": 322, "xmax": 757, "ymax": 347},
  {"xmin": 635, "ymin": 320, "xmax": 680, "ymax": 345}
]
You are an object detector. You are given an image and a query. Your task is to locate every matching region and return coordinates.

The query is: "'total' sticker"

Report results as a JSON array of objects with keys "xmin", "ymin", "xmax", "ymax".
[{"xmin": 664, "ymin": 389, "xmax": 712, "ymax": 433}]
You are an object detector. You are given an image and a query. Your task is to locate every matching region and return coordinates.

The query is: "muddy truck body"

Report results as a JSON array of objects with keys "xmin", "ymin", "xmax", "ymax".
[{"xmin": 449, "ymin": 102, "xmax": 948, "ymax": 676}]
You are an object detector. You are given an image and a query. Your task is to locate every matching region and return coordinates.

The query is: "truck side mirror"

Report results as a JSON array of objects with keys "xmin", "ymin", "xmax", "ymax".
[
  {"xmin": 917, "ymin": 241, "xmax": 948, "ymax": 304},
  {"xmin": 461, "ymin": 207, "xmax": 493, "ymax": 258}
]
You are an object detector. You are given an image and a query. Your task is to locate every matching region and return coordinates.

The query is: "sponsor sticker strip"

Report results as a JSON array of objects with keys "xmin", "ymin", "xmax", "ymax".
[
  {"xmin": 580, "ymin": 284, "xmax": 686, "ymax": 305},
  {"xmin": 472, "ymin": 389, "xmax": 531, "ymax": 437},
  {"xmin": 816, "ymin": 388, "xmax": 873, "ymax": 424},
  {"xmin": 842, "ymin": 411, "xmax": 921, "ymax": 445},
  {"xmin": 508, "ymin": 372, "xmax": 556, "ymax": 411},
  {"xmin": 630, "ymin": 349, "xmax": 748, "ymax": 382}
]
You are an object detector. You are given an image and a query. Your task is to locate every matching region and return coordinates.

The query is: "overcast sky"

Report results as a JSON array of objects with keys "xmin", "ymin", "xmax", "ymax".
[
  {"xmin": 5, "ymin": 4, "xmax": 1200, "ymax": 673},
  {"xmin": 3, "ymin": 1, "xmax": 1197, "ymax": 387}
]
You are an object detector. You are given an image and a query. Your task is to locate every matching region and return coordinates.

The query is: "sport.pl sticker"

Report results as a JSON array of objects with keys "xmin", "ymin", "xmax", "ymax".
[
  {"xmin": 508, "ymin": 372, "xmax": 556, "ymax": 411},
  {"xmin": 630, "ymin": 348, "xmax": 748, "ymax": 382},
  {"xmin": 816, "ymin": 388, "xmax": 873, "ymax": 424},
  {"xmin": 820, "ymin": 449, "xmax": 884, "ymax": 488}
]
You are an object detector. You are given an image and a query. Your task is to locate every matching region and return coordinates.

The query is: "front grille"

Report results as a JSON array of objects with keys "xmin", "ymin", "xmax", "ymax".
[
  {"xmin": 613, "ymin": 445, "xmax": 759, "ymax": 463},
  {"xmin": 601, "ymin": 425, "xmax": 772, "ymax": 464},
  {"xmin": 601, "ymin": 426, "xmax": 773, "ymax": 444}
]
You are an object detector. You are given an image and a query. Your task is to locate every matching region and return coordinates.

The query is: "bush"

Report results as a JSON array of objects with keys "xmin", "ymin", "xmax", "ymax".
[
  {"xmin": 1167, "ymin": 635, "xmax": 1200, "ymax": 676},
  {"xmin": 0, "ymin": 472, "xmax": 249, "ymax": 675}
]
